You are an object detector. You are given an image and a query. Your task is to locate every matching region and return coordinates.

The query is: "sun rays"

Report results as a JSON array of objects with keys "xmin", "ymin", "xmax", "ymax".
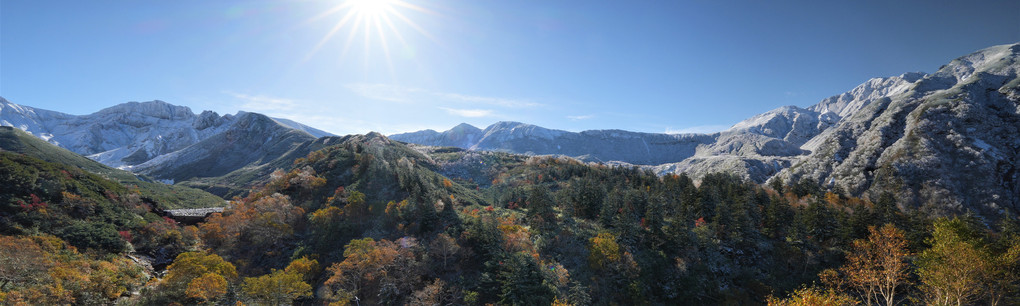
[{"xmin": 304, "ymin": 0, "xmax": 437, "ymax": 75}]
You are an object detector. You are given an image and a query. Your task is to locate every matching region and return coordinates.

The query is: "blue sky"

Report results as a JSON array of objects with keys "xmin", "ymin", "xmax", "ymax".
[{"xmin": 2, "ymin": 0, "xmax": 1019, "ymax": 135}]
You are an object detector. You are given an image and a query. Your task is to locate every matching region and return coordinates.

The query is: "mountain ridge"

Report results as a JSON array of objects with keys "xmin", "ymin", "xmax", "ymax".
[
  {"xmin": 392, "ymin": 43, "xmax": 1020, "ymax": 215},
  {"xmin": 0, "ymin": 98, "xmax": 335, "ymax": 169},
  {"xmin": 775, "ymin": 42, "xmax": 1020, "ymax": 216},
  {"xmin": 4, "ymin": 42, "xmax": 1019, "ymax": 216},
  {"xmin": 0, "ymin": 98, "xmax": 336, "ymax": 196}
]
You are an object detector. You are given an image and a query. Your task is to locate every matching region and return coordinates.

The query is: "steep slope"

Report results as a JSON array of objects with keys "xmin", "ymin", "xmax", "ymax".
[
  {"xmin": 127, "ymin": 112, "xmax": 319, "ymax": 189},
  {"xmin": 808, "ymin": 72, "xmax": 926, "ymax": 118},
  {"xmin": 723, "ymin": 106, "xmax": 837, "ymax": 147},
  {"xmin": 271, "ymin": 117, "xmax": 334, "ymax": 138},
  {"xmin": 776, "ymin": 43, "xmax": 1020, "ymax": 216},
  {"xmin": 0, "ymin": 144, "xmax": 224, "ymax": 304},
  {"xmin": 0, "ymin": 126, "xmax": 224, "ymax": 209},
  {"xmin": 0, "ymin": 97, "xmax": 74, "ymax": 141},
  {"xmin": 177, "ymin": 135, "xmax": 348, "ymax": 198}
]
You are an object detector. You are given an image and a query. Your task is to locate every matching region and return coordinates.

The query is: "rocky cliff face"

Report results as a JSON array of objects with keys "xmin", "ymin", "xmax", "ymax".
[{"xmin": 775, "ymin": 43, "xmax": 1020, "ymax": 216}]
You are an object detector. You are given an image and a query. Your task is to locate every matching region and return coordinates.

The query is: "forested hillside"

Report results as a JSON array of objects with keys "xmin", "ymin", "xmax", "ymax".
[
  {"xmin": 2, "ymin": 132, "xmax": 1018, "ymax": 305},
  {"xmin": 0, "ymin": 151, "xmax": 205, "ymax": 304}
]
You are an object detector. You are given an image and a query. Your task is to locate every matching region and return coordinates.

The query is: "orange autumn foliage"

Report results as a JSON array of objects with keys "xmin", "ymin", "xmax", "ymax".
[
  {"xmin": 199, "ymin": 193, "xmax": 304, "ymax": 252},
  {"xmin": 185, "ymin": 273, "xmax": 228, "ymax": 302},
  {"xmin": 324, "ymin": 237, "xmax": 422, "ymax": 305}
]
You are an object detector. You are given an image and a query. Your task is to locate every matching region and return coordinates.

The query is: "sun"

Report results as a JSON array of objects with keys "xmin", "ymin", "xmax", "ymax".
[
  {"xmin": 304, "ymin": 0, "xmax": 436, "ymax": 72},
  {"xmin": 349, "ymin": 0, "xmax": 393, "ymax": 17}
]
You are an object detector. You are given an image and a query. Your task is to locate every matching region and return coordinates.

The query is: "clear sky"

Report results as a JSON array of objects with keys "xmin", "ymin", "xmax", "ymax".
[{"xmin": 2, "ymin": 0, "xmax": 1019, "ymax": 135}]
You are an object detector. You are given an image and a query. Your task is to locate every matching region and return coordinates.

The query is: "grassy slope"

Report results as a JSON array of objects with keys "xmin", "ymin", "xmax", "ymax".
[{"xmin": 0, "ymin": 126, "xmax": 225, "ymax": 209}]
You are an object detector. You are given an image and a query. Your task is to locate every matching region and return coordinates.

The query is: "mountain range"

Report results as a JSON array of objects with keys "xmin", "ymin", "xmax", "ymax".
[
  {"xmin": 389, "ymin": 71, "xmax": 926, "ymax": 183},
  {"xmin": 2, "ymin": 42, "xmax": 1018, "ymax": 215},
  {"xmin": 392, "ymin": 43, "xmax": 1020, "ymax": 215}
]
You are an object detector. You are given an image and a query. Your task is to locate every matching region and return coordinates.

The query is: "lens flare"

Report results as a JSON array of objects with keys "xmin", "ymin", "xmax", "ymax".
[{"xmin": 304, "ymin": 0, "xmax": 436, "ymax": 76}]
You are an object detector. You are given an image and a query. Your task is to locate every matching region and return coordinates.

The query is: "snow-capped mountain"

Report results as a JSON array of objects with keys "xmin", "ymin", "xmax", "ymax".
[
  {"xmin": 393, "ymin": 119, "xmax": 811, "ymax": 182},
  {"xmin": 392, "ymin": 121, "xmax": 718, "ymax": 166},
  {"xmin": 126, "ymin": 111, "xmax": 322, "ymax": 183},
  {"xmin": 394, "ymin": 43, "xmax": 1020, "ymax": 216},
  {"xmin": 649, "ymin": 73, "xmax": 929, "ymax": 181},
  {"xmin": 389, "ymin": 66, "xmax": 928, "ymax": 183},
  {"xmin": 391, "ymin": 123, "xmax": 484, "ymax": 149},
  {"xmin": 0, "ymin": 98, "xmax": 332, "ymax": 182},
  {"xmin": 775, "ymin": 42, "xmax": 1020, "ymax": 216}
]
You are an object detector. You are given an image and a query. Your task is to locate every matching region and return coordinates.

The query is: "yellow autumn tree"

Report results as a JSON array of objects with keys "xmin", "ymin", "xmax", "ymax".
[
  {"xmin": 241, "ymin": 269, "xmax": 312, "ymax": 305},
  {"xmin": 588, "ymin": 232, "xmax": 621, "ymax": 270},
  {"xmin": 840, "ymin": 224, "xmax": 911, "ymax": 306},
  {"xmin": 1, "ymin": 235, "xmax": 144, "ymax": 305},
  {"xmin": 185, "ymin": 273, "xmax": 228, "ymax": 303},
  {"xmin": 163, "ymin": 251, "xmax": 237, "ymax": 298},
  {"xmin": 284, "ymin": 256, "xmax": 320, "ymax": 282},
  {"xmin": 916, "ymin": 218, "xmax": 988, "ymax": 306},
  {"xmin": 766, "ymin": 286, "xmax": 858, "ymax": 306}
]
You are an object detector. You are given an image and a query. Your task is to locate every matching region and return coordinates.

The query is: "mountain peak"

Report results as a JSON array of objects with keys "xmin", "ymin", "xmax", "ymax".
[
  {"xmin": 451, "ymin": 123, "xmax": 480, "ymax": 132},
  {"xmin": 95, "ymin": 100, "xmax": 195, "ymax": 120},
  {"xmin": 899, "ymin": 72, "xmax": 926, "ymax": 82},
  {"xmin": 487, "ymin": 121, "xmax": 530, "ymax": 129},
  {"xmin": 933, "ymin": 42, "xmax": 1020, "ymax": 84}
]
